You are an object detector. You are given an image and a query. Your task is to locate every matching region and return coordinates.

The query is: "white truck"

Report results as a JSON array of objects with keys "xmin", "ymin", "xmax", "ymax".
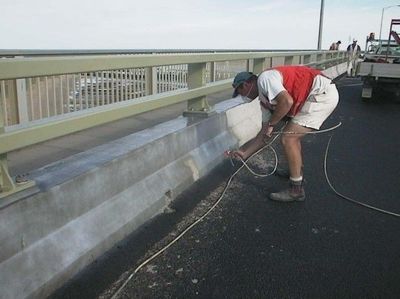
[{"xmin": 357, "ymin": 19, "xmax": 400, "ymax": 101}]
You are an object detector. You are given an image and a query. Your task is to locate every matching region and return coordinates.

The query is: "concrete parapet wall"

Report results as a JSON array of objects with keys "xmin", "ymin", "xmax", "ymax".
[
  {"xmin": 322, "ymin": 61, "xmax": 348, "ymax": 79},
  {"xmin": 0, "ymin": 63, "xmax": 346, "ymax": 299},
  {"xmin": 0, "ymin": 97, "xmax": 261, "ymax": 299}
]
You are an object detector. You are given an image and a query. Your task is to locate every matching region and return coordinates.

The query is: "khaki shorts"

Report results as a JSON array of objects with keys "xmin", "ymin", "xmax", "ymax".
[{"xmin": 291, "ymin": 83, "xmax": 339, "ymax": 130}]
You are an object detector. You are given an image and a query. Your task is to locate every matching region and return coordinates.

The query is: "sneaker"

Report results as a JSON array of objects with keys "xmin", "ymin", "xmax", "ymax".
[{"xmin": 269, "ymin": 180, "xmax": 305, "ymax": 202}]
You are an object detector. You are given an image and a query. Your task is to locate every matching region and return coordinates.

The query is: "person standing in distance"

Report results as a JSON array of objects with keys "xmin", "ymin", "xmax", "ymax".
[
  {"xmin": 347, "ymin": 39, "xmax": 361, "ymax": 76},
  {"xmin": 329, "ymin": 40, "xmax": 341, "ymax": 50},
  {"xmin": 227, "ymin": 66, "xmax": 339, "ymax": 202}
]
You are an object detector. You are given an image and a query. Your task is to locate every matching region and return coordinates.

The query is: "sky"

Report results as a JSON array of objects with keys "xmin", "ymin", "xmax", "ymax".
[{"xmin": 1, "ymin": 0, "xmax": 400, "ymax": 50}]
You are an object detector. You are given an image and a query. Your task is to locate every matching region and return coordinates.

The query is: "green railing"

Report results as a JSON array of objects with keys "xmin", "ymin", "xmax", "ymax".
[{"xmin": 0, "ymin": 50, "xmax": 348, "ymax": 197}]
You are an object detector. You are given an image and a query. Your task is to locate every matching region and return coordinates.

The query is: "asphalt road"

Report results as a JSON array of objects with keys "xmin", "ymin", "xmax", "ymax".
[{"xmin": 51, "ymin": 77, "xmax": 400, "ymax": 299}]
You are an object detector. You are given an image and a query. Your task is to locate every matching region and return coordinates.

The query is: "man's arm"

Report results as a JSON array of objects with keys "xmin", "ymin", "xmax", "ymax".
[
  {"xmin": 230, "ymin": 91, "xmax": 293, "ymax": 159},
  {"xmin": 267, "ymin": 91, "xmax": 293, "ymax": 126},
  {"xmin": 265, "ymin": 90, "xmax": 293, "ymax": 137},
  {"xmin": 234, "ymin": 122, "xmax": 271, "ymax": 160}
]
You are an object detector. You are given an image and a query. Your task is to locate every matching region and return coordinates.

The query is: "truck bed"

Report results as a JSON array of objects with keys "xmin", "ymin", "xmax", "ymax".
[{"xmin": 358, "ymin": 61, "xmax": 400, "ymax": 78}]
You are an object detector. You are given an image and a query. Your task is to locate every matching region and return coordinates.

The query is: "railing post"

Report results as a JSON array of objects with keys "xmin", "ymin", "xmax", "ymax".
[
  {"xmin": 0, "ymin": 82, "xmax": 35, "ymax": 198},
  {"xmin": 183, "ymin": 63, "xmax": 213, "ymax": 117},
  {"xmin": 253, "ymin": 58, "xmax": 265, "ymax": 75},
  {"xmin": 6, "ymin": 80, "xmax": 19, "ymax": 126},
  {"xmin": 210, "ymin": 62, "xmax": 216, "ymax": 82},
  {"xmin": 16, "ymin": 79, "xmax": 29, "ymax": 124},
  {"xmin": 246, "ymin": 59, "xmax": 252, "ymax": 72},
  {"xmin": 303, "ymin": 55, "xmax": 311, "ymax": 65},
  {"xmin": 145, "ymin": 67, "xmax": 157, "ymax": 96},
  {"xmin": 0, "ymin": 88, "xmax": 15, "ymax": 196},
  {"xmin": 265, "ymin": 57, "xmax": 272, "ymax": 69},
  {"xmin": 284, "ymin": 55, "xmax": 294, "ymax": 65},
  {"xmin": 0, "ymin": 112, "xmax": 14, "ymax": 196},
  {"xmin": 316, "ymin": 53, "xmax": 324, "ymax": 69}
]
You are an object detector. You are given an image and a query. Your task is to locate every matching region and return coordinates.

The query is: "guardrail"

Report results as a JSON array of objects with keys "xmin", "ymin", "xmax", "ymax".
[{"xmin": 0, "ymin": 50, "xmax": 348, "ymax": 197}]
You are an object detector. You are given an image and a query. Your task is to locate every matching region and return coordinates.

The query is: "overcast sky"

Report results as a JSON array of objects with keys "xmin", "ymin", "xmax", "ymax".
[{"xmin": 1, "ymin": 0, "xmax": 399, "ymax": 50}]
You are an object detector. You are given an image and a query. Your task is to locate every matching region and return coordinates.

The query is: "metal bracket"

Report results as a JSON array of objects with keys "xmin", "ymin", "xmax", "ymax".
[
  {"xmin": 0, "ymin": 156, "xmax": 35, "ymax": 199},
  {"xmin": 183, "ymin": 96, "xmax": 215, "ymax": 117}
]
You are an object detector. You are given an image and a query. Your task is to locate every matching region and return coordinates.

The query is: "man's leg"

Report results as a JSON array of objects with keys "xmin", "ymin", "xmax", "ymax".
[
  {"xmin": 269, "ymin": 121, "xmax": 312, "ymax": 202},
  {"xmin": 282, "ymin": 122, "xmax": 312, "ymax": 178}
]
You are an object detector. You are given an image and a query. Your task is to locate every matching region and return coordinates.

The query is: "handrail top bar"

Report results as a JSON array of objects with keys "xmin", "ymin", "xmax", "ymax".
[
  {"xmin": 0, "ymin": 49, "xmax": 318, "ymax": 57},
  {"xmin": 0, "ymin": 50, "xmax": 344, "ymax": 80}
]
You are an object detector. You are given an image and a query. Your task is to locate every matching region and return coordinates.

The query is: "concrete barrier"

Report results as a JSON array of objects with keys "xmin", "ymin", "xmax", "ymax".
[{"xmin": 0, "ymin": 63, "xmax": 347, "ymax": 299}]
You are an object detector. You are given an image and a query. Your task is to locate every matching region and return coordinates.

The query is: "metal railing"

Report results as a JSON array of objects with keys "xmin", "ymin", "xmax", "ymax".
[{"xmin": 0, "ymin": 50, "xmax": 348, "ymax": 197}]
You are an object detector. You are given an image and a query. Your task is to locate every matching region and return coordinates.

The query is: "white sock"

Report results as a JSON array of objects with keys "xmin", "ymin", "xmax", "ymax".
[{"xmin": 290, "ymin": 176, "xmax": 303, "ymax": 182}]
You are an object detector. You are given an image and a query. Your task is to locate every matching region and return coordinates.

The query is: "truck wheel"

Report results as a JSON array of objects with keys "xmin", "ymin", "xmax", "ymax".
[{"xmin": 361, "ymin": 85, "xmax": 373, "ymax": 102}]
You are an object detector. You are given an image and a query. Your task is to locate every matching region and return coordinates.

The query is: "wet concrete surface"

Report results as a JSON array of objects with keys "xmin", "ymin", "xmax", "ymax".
[{"xmin": 50, "ymin": 77, "xmax": 400, "ymax": 299}]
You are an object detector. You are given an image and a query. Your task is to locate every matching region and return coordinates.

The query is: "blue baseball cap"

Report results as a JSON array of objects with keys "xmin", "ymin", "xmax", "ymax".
[{"xmin": 232, "ymin": 71, "xmax": 255, "ymax": 97}]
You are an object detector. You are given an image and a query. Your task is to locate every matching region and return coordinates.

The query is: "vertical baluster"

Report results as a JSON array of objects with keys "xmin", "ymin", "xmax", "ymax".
[
  {"xmin": 101, "ymin": 72, "xmax": 105, "ymax": 106},
  {"xmin": 119, "ymin": 71, "xmax": 122, "ymax": 101},
  {"xmin": 125, "ymin": 70, "xmax": 128, "ymax": 100},
  {"xmin": 65, "ymin": 75, "xmax": 71, "ymax": 114},
  {"xmin": 116, "ymin": 71, "xmax": 119, "ymax": 102},
  {"xmin": 141, "ymin": 68, "xmax": 145, "ymax": 96},
  {"xmin": 95, "ymin": 72, "xmax": 99, "ymax": 107},
  {"xmin": 164, "ymin": 67, "xmax": 167, "ymax": 92},
  {"xmin": 138, "ymin": 69, "xmax": 142, "ymax": 96},
  {"xmin": 115, "ymin": 70, "xmax": 121, "ymax": 102},
  {"xmin": 45, "ymin": 77, "xmax": 50, "ymax": 117},
  {"xmin": 72, "ymin": 74, "xmax": 76, "ymax": 112},
  {"xmin": 83, "ymin": 73, "xmax": 87, "ymax": 109},
  {"xmin": 163, "ymin": 66, "xmax": 167, "ymax": 92},
  {"xmin": 167, "ymin": 66, "xmax": 171, "ymax": 91},
  {"xmin": 122, "ymin": 70, "xmax": 125, "ymax": 101},
  {"xmin": 184, "ymin": 65, "xmax": 188, "ymax": 87},
  {"xmin": 79, "ymin": 74, "xmax": 83, "ymax": 110},
  {"xmin": 133, "ymin": 69, "xmax": 137, "ymax": 98},
  {"xmin": 59, "ymin": 76, "xmax": 64, "ymax": 115},
  {"xmin": 111, "ymin": 72, "xmax": 115, "ymax": 103},
  {"xmin": 123, "ymin": 70, "xmax": 126, "ymax": 100},
  {"xmin": 162, "ymin": 67, "xmax": 166, "ymax": 93},
  {"xmin": 90, "ymin": 72, "xmax": 94, "ymax": 108},
  {"xmin": 133, "ymin": 69, "xmax": 136, "ymax": 98},
  {"xmin": 28, "ymin": 78, "xmax": 34, "ymax": 120},
  {"xmin": 177, "ymin": 65, "xmax": 180, "ymax": 89},
  {"xmin": 104, "ymin": 72, "xmax": 108, "ymax": 105},
  {"xmin": 138, "ymin": 69, "xmax": 141, "ymax": 96},
  {"xmin": 171, "ymin": 66, "xmax": 174, "ymax": 90},
  {"xmin": 52, "ymin": 76, "xmax": 57, "ymax": 115},
  {"xmin": 37, "ymin": 78, "xmax": 43, "ymax": 119},
  {"xmin": 106, "ymin": 72, "xmax": 110, "ymax": 104},
  {"xmin": 158, "ymin": 68, "xmax": 162, "ymax": 93},
  {"xmin": 0, "ymin": 81, "xmax": 8, "ymax": 126},
  {"xmin": 155, "ymin": 68, "xmax": 159, "ymax": 93},
  {"xmin": 179, "ymin": 65, "xmax": 183, "ymax": 88},
  {"xmin": 128, "ymin": 69, "xmax": 132, "ymax": 99},
  {"xmin": 142, "ymin": 68, "xmax": 146, "ymax": 96},
  {"xmin": 118, "ymin": 70, "xmax": 123, "ymax": 102},
  {"xmin": 169, "ymin": 66, "xmax": 173, "ymax": 91}
]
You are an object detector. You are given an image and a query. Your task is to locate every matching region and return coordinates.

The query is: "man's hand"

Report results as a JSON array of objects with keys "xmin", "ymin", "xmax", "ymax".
[{"xmin": 224, "ymin": 149, "xmax": 246, "ymax": 160}]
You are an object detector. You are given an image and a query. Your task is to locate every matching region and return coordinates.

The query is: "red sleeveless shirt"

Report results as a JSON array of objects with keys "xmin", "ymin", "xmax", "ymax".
[{"xmin": 273, "ymin": 66, "xmax": 322, "ymax": 116}]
